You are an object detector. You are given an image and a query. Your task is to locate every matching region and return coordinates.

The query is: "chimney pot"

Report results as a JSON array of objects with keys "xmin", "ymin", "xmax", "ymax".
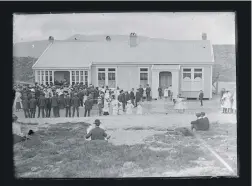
[
  {"xmin": 202, "ymin": 33, "xmax": 207, "ymax": 40},
  {"xmin": 106, "ymin": 36, "xmax": 111, "ymax": 41},
  {"xmin": 129, "ymin": 32, "xmax": 137, "ymax": 47}
]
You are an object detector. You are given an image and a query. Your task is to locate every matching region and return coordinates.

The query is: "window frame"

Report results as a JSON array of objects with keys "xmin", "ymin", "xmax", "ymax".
[
  {"xmin": 138, "ymin": 67, "xmax": 150, "ymax": 86},
  {"xmin": 96, "ymin": 67, "xmax": 117, "ymax": 88},
  {"xmin": 181, "ymin": 67, "xmax": 204, "ymax": 91}
]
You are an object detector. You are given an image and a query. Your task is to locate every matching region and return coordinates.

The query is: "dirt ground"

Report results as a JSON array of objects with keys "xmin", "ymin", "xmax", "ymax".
[{"xmin": 13, "ymin": 97, "xmax": 237, "ymax": 177}]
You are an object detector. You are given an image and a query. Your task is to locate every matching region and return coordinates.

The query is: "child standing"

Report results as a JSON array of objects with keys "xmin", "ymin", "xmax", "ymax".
[
  {"xmin": 118, "ymin": 102, "xmax": 124, "ymax": 115},
  {"xmin": 199, "ymin": 90, "xmax": 204, "ymax": 106},
  {"xmin": 103, "ymin": 98, "xmax": 110, "ymax": 116},
  {"xmin": 136, "ymin": 102, "xmax": 143, "ymax": 115},
  {"xmin": 126, "ymin": 100, "xmax": 134, "ymax": 115}
]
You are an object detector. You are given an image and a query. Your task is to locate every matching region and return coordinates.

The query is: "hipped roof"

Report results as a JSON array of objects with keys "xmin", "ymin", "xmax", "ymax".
[{"xmin": 33, "ymin": 39, "xmax": 214, "ymax": 69}]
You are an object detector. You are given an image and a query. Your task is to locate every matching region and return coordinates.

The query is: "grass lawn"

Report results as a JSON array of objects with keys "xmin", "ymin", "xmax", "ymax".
[{"xmin": 14, "ymin": 119, "xmax": 236, "ymax": 178}]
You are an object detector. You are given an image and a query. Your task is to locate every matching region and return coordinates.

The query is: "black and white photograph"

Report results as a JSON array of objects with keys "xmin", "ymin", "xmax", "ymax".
[{"xmin": 13, "ymin": 12, "xmax": 237, "ymax": 178}]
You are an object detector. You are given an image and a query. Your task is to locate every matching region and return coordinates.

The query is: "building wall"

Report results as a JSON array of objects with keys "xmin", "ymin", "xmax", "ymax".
[{"xmin": 179, "ymin": 65, "xmax": 212, "ymax": 99}]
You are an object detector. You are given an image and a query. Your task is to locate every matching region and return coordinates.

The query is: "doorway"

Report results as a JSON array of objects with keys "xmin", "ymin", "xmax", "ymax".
[{"xmin": 159, "ymin": 71, "xmax": 172, "ymax": 94}]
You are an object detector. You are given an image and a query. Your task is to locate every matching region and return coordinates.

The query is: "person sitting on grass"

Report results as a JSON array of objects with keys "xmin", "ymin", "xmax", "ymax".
[
  {"xmin": 85, "ymin": 119, "xmax": 111, "ymax": 141},
  {"xmin": 191, "ymin": 112, "xmax": 210, "ymax": 131}
]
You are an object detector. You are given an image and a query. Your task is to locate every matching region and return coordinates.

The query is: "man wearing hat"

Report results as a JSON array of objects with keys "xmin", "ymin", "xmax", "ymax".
[
  {"xmin": 84, "ymin": 95, "xmax": 93, "ymax": 117},
  {"xmin": 191, "ymin": 112, "xmax": 210, "ymax": 131},
  {"xmin": 85, "ymin": 119, "xmax": 110, "ymax": 140}
]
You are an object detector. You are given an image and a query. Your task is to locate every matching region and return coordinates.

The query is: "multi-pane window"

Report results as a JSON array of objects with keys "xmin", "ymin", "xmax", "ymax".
[
  {"xmin": 45, "ymin": 71, "xmax": 48, "ymax": 84},
  {"xmin": 76, "ymin": 71, "xmax": 79, "ymax": 83},
  {"xmin": 41, "ymin": 71, "xmax": 44, "ymax": 84},
  {"xmin": 49, "ymin": 71, "xmax": 52, "ymax": 84},
  {"xmin": 182, "ymin": 68, "xmax": 203, "ymax": 91},
  {"xmin": 80, "ymin": 71, "xmax": 84, "ymax": 82},
  {"xmin": 84, "ymin": 71, "xmax": 88, "ymax": 85},
  {"xmin": 140, "ymin": 68, "xmax": 148, "ymax": 86},
  {"xmin": 194, "ymin": 68, "xmax": 203, "ymax": 79},
  {"xmin": 98, "ymin": 68, "xmax": 106, "ymax": 87},
  {"xmin": 72, "ymin": 71, "xmax": 75, "ymax": 82},
  {"xmin": 108, "ymin": 68, "xmax": 116, "ymax": 88},
  {"xmin": 183, "ymin": 68, "xmax": 191, "ymax": 80}
]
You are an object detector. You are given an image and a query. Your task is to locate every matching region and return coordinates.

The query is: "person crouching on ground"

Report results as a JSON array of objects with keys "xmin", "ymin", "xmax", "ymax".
[
  {"xmin": 191, "ymin": 112, "xmax": 210, "ymax": 131},
  {"xmin": 84, "ymin": 95, "xmax": 93, "ymax": 117},
  {"xmin": 126, "ymin": 100, "xmax": 134, "ymax": 115},
  {"xmin": 85, "ymin": 119, "xmax": 111, "ymax": 141}
]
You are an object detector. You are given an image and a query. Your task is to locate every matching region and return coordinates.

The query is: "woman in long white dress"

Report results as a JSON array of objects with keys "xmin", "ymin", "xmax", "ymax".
[
  {"xmin": 174, "ymin": 94, "xmax": 187, "ymax": 113},
  {"xmin": 111, "ymin": 96, "xmax": 119, "ymax": 115},
  {"xmin": 103, "ymin": 98, "xmax": 110, "ymax": 116},
  {"xmin": 13, "ymin": 90, "xmax": 23, "ymax": 112},
  {"xmin": 164, "ymin": 87, "xmax": 169, "ymax": 103},
  {"xmin": 221, "ymin": 91, "xmax": 232, "ymax": 114},
  {"xmin": 136, "ymin": 102, "xmax": 143, "ymax": 115}
]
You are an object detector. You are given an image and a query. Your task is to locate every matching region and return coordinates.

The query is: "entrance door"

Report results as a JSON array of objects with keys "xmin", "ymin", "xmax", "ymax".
[{"xmin": 159, "ymin": 72, "xmax": 172, "ymax": 93}]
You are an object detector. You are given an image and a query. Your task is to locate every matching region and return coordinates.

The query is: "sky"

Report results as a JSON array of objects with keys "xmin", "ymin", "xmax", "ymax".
[{"xmin": 13, "ymin": 12, "xmax": 235, "ymax": 44}]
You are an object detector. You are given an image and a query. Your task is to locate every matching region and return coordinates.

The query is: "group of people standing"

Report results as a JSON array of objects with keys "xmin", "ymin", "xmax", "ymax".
[
  {"xmin": 220, "ymin": 88, "xmax": 236, "ymax": 114},
  {"xmin": 13, "ymin": 82, "xmax": 153, "ymax": 118}
]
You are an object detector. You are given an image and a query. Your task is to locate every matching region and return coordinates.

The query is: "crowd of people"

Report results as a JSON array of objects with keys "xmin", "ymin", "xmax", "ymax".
[{"xmin": 13, "ymin": 82, "xmax": 153, "ymax": 118}]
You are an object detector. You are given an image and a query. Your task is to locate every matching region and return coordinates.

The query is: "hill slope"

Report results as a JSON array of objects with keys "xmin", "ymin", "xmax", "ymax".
[{"xmin": 13, "ymin": 57, "xmax": 37, "ymax": 83}]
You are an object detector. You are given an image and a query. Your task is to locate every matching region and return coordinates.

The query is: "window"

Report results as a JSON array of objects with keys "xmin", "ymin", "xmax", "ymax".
[
  {"xmin": 72, "ymin": 71, "xmax": 75, "ymax": 82},
  {"xmin": 194, "ymin": 68, "xmax": 203, "ymax": 80},
  {"xmin": 84, "ymin": 71, "xmax": 88, "ymax": 85},
  {"xmin": 49, "ymin": 71, "xmax": 52, "ymax": 83},
  {"xmin": 140, "ymin": 68, "xmax": 148, "ymax": 86},
  {"xmin": 183, "ymin": 68, "xmax": 191, "ymax": 80},
  {"xmin": 98, "ymin": 68, "xmax": 106, "ymax": 87},
  {"xmin": 76, "ymin": 71, "xmax": 79, "ymax": 83},
  {"xmin": 37, "ymin": 71, "xmax": 40, "ymax": 83},
  {"xmin": 181, "ymin": 67, "xmax": 203, "ymax": 91},
  {"xmin": 41, "ymin": 71, "xmax": 44, "ymax": 84},
  {"xmin": 80, "ymin": 71, "xmax": 84, "ymax": 82},
  {"xmin": 108, "ymin": 68, "xmax": 116, "ymax": 88},
  {"xmin": 45, "ymin": 71, "xmax": 48, "ymax": 84}
]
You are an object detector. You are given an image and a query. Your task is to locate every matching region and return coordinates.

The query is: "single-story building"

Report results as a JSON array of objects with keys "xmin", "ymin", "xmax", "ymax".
[{"xmin": 32, "ymin": 33, "xmax": 214, "ymax": 99}]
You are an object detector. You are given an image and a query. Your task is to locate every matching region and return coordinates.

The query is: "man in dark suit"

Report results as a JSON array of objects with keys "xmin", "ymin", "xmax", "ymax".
[
  {"xmin": 84, "ymin": 96, "xmax": 93, "ymax": 117},
  {"xmin": 45, "ymin": 93, "xmax": 52, "ymax": 118},
  {"xmin": 22, "ymin": 95, "xmax": 30, "ymax": 118},
  {"xmin": 64, "ymin": 93, "xmax": 72, "ymax": 117},
  {"xmin": 29, "ymin": 94, "xmax": 37, "ymax": 118},
  {"xmin": 146, "ymin": 84, "xmax": 151, "ymax": 101},
  {"xmin": 130, "ymin": 88, "xmax": 135, "ymax": 106},
  {"xmin": 85, "ymin": 119, "xmax": 110, "ymax": 140},
  {"xmin": 191, "ymin": 112, "xmax": 210, "ymax": 131},
  {"xmin": 139, "ymin": 85, "xmax": 144, "ymax": 102},
  {"xmin": 72, "ymin": 93, "xmax": 80, "ymax": 117},
  {"xmin": 118, "ymin": 90, "xmax": 126, "ymax": 112},
  {"xmin": 51, "ymin": 93, "xmax": 59, "ymax": 117},
  {"xmin": 78, "ymin": 88, "xmax": 84, "ymax": 107},
  {"xmin": 135, "ymin": 89, "xmax": 141, "ymax": 107},
  {"xmin": 37, "ymin": 93, "xmax": 46, "ymax": 118}
]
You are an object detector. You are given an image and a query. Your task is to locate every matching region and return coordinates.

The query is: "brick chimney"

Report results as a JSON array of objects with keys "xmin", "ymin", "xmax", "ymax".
[
  {"xmin": 129, "ymin": 32, "xmax": 138, "ymax": 47},
  {"xmin": 202, "ymin": 33, "xmax": 207, "ymax": 40}
]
